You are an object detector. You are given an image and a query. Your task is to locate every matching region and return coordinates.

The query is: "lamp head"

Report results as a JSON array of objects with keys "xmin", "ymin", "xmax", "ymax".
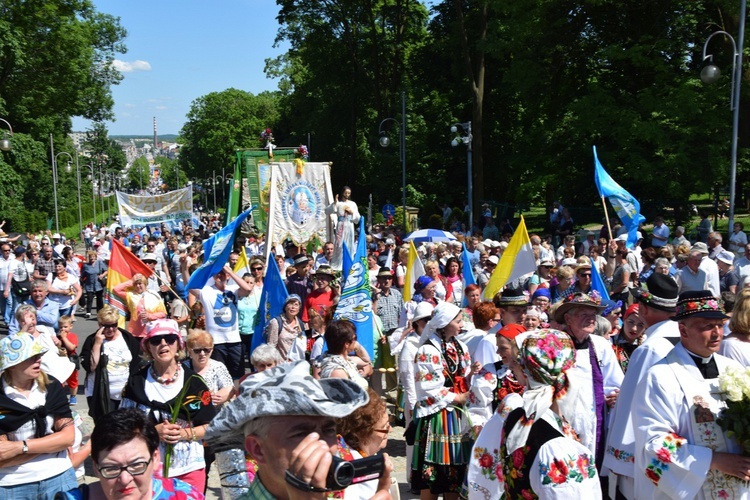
[
  {"xmin": 701, "ymin": 63, "xmax": 721, "ymax": 84},
  {"xmin": 379, "ymin": 135, "xmax": 390, "ymax": 148},
  {"xmin": 0, "ymin": 135, "xmax": 10, "ymax": 152},
  {"xmin": 451, "ymin": 125, "xmax": 458, "ymax": 134},
  {"xmin": 451, "ymin": 138, "xmax": 459, "ymax": 147},
  {"xmin": 65, "ymin": 162, "xmax": 72, "ymax": 173}
]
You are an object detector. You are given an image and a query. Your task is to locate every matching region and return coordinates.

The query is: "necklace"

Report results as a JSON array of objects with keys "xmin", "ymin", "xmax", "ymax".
[{"xmin": 150, "ymin": 363, "xmax": 181, "ymax": 385}]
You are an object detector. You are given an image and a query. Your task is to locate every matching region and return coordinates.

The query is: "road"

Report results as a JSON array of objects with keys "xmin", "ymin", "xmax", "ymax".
[{"xmin": 6, "ymin": 315, "xmax": 418, "ymax": 499}]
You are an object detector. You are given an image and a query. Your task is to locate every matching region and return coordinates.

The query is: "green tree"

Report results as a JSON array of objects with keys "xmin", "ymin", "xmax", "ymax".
[
  {"xmin": 127, "ymin": 156, "xmax": 150, "ymax": 191},
  {"xmin": 154, "ymin": 156, "xmax": 187, "ymax": 192},
  {"xmin": 0, "ymin": 0, "xmax": 126, "ymax": 136},
  {"xmin": 179, "ymin": 89, "xmax": 280, "ymax": 179}
]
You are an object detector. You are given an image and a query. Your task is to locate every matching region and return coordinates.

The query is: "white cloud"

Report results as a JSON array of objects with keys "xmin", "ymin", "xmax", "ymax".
[
  {"xmin": 112, "ymin": 59, "xmax": 152, "ymax": 73},
  {"xmin": 155, "ymin": 105, "xmax": 167, "ymax": 110}
]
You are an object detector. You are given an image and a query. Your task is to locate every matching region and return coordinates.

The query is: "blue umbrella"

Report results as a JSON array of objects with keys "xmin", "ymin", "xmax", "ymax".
[{"xmin": 403, "ymin": 229, "xmax": 457, "ymax": 243}]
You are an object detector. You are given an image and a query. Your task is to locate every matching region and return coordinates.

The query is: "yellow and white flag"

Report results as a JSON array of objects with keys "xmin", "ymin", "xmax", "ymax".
[
  {"xmin": 234, "ymin": 246, "xmax": 251, "ymax": 275},
  {"xmin": 483, "ymin": 215, "xmax": 537, "ymax": 299},
  {"xmin": 403, "ymin": 241, "xmax": 425, "ymax": 302}
]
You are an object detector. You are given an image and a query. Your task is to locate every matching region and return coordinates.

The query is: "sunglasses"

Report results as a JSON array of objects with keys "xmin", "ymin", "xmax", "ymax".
[
  {"xmin": 100, "ymin": 323, "xmax": 118, "ymax": 329},
  {"xmin": 147, "ymin": 334, "xmax": 180, "ymax": 346},
  {"xmin": 192, "ymin": 347, "xmax": 212, "ymax": 355},
  {"xmin": 251, "ymin": 267, "xmax": 263, "ymax": 271},
  {"xmin": 578, "ymin": 273, "xmax": 592, "ymax": 277}
]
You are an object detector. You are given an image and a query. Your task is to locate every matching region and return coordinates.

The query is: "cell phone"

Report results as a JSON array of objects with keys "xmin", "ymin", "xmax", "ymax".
[{"xmin": 326, "ymin": 454, "xmax": 384, "ymax": 490}]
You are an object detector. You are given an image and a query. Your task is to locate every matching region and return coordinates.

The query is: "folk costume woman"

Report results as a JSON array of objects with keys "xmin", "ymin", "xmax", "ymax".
[
  {"xmin": 610, "ymin": 303, "xmax": 646, "ymax": 373},
  {"xmin": 120, "ymin": 319, "xmax": 216, "ymax": 493},
  {"xmin": 499, "ymin": 329, "xmax": 601, "ymax": 498},
  {"xmin": 411, "ymin": 302, "xmax": 473, "ymax": 498}
]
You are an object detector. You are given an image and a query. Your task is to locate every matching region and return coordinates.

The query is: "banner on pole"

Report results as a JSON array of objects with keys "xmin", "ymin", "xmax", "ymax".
[{"xmin": 115, "ymin": 186, "xmax": 193, "ymax": 227}]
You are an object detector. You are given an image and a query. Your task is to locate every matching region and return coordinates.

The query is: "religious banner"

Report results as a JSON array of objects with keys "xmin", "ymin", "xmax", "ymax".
[
  {"xmin": 115, "ymin": 186, "xmax": 193, "ymax": 227},
  {"xmin": 266, "ymin": 162, "xmax": 333, "ymax": 252}
]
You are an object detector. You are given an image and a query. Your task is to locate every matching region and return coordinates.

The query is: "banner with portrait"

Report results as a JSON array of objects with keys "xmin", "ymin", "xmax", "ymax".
[
  {"xmin": 266, "ymin": 162, "xmax": 333, "ymax": 256},
  {"xmin": 115, "ymin": 186, "xmax": 193, "ymax": 227}
]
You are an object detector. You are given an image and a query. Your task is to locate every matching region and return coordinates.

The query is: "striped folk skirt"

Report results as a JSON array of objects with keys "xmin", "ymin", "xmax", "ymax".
[{"xmin": 411, "ymin": 406, "xmax": 474, "ymax": 494}]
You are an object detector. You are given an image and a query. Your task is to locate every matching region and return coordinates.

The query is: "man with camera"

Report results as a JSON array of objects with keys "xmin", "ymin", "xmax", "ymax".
[{"xmin": 206, "ymin": 360, "xmax": 394, "ymax": 499}]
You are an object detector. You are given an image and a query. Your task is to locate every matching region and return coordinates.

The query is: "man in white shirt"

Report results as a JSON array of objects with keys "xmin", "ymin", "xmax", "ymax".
[
  {"xmin": 676, "ymin": 250, "xmax": 709, "ymax": 293},
  {"xmin": 651, "ymin": 216, "xmax": 670, "ymax": 248},
  {"xmin": 693, "ymin": 242, "xmax": 721, "ymax": 296},
  {"xmin": 0, "ymin": 243, "xmax": 15, "ymax": 323}
]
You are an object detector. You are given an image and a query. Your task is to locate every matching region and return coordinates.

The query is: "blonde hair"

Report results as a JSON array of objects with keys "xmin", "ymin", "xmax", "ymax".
[
  {"xmin": 730, "ymin": 288, "xmax": 750, "ymax": 337},
  {"xmin": 59, "ymin": 315, "xmax": 73, "ymax": 327},
  {"xmin": 556, "ymin": 266, "xmax": 574, "ymax": 281},
  {"xmin": 132, "ymin": 273, "xmax": 146, "ymax": 285},
  {"xmin": 187, "ymin": 329, "xmax": 214, "ymax": 350},
  {"xmin": 3, "ymin": 368, "xmax": 49, "ymax": 392},
  {"xmin": 97, "ymin": 305, "xmax": 119, "ymax": 325}
]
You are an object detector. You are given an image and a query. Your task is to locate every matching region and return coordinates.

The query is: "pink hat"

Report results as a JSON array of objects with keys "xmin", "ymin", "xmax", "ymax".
[{"xmin": 140, "ymin": 319, "xmax": 184, "ymax": 351}]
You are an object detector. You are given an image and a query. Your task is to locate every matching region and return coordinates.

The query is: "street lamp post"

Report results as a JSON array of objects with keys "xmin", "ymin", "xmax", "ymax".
[
  {"xmin": 451, "ymin": 121, "xmax": 473, "ymax": 232},
  {"xmin": 73, "ymin": 153, "xmax": 83, "ymax": 238},
  {"xmin": 378, "ymin": 91, "xmax": 407, "ymax": 229},
  {"xmin": 81, "ymin": 163, "xmax": 96, "ymax": 228},
  {"xmin": 52, "ymin": 145, "xmax": 74, "ymax": 234},
  {"xmin": 0, "ymin": 118, "xmax": 13, "ymax": 151},
  {"xmin": 700, "ymin": 0, "xmax": 746, "ymax": 233}
]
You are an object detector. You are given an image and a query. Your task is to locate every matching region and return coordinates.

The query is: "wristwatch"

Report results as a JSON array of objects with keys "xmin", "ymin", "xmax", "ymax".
[{"xmin": 22, "ymin": 440, "xmax": 28, "ymax": 454}]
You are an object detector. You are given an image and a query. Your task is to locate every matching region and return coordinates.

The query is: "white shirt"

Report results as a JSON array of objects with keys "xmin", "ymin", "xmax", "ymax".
[
  {"xmin": 0, "ymin": 255, "xmax": 14, "ymax": 290},
  {"xmin": 200, "ymin": 283, "xmax": 241, "ymax": 344},
  {"xmin": 0, "ymin": 380, "xmax": 73, "ymax": 485},
  {"xmin": 699, "ymin": 256, "xmax": 721, "ymax": 297}
]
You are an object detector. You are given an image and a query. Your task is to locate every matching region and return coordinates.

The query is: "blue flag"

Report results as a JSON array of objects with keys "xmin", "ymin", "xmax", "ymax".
[
  {"xmin": 589, "ymin": 256, "xmax": 610, "ymax": 301},
  {"xmin": 186, "ymin": 206, "xmax": 254, "ymax": 290},
  {"xmin": 334, "ymin": 220, "xmax": 374, "ymax": 359},
  {"xmin": 342, "ymin": 241, "xmax": 354, "ymax": 285},
  {"xmin": 593, "ymin": 146, "xmax": 645, "ymax": 249},
  {"xmin": 461, "ymin": 243, "xmax": 477, "ymax": 307},
  {"xmin": 250, "ymin": 254, "xmax": 289, "ymax": 353}
]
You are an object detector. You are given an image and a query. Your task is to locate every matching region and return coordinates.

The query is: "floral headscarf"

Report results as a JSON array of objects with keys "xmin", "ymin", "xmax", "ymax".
[{"xmin": 504, "ymin": 329, "xmax": 576, "ymax": 455}]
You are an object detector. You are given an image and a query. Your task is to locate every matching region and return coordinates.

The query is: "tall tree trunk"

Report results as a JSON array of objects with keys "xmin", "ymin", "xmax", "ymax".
[{"xmin": 453, "ymin": 0, "xmax": 487, "ymax": 227}]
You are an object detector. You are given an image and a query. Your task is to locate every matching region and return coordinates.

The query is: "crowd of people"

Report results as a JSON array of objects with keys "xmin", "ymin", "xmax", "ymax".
[{"xmin": 1, "ymin": 203, "xmax": 750, "ymax": 499}]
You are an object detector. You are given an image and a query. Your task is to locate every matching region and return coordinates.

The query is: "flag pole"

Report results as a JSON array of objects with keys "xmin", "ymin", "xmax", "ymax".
[
  {"xmin": 153, "ymin": 271, "xmax": 190, "ymax": 311},
  {"xmin": 601, "ymin": 196, "xmax": 613, "ymax": 240}
]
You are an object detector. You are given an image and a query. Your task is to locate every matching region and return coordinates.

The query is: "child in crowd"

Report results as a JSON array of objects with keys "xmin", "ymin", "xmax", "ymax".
[{"xmin": 58, "ymin": 315, "xmax": 80, "ymax": 404}]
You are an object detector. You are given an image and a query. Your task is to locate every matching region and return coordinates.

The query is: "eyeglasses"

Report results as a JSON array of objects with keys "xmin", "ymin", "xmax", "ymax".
[
  {"xmin": 251, "ymin": 267, "xmax": 263, "ymax": 271},
  {"xmin": 147, "ymin": 334, "xmax": 180, "ymax": 346},
  {"xmin": 192, "ymin": 347, "xmax": 212, "ymax": 355},
  {"xmin": 373, "ymin": 422, "xmax": 392, "ymax": 435},
  {"xmin": 97, "ymin": 458, "xmax": 152, "ymax": 479},
  {"xmin": 100, "ymin": 323, "xmax": 118, "ymax": 329}
]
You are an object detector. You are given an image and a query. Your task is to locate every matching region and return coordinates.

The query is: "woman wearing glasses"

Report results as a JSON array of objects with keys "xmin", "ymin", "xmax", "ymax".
[
  {"xmin": 56, "ymin": 408, "xmax": 203, "ymax": 499},
  {"xmin": 81, "ymin": 305, "xmax": 142, "ymax": 419},
  {"xmin": 184, "ymin": 330, "xmax": 234, "ymax": 407},
  {"xmin": 120, "ymin": 319, "xmax": 215, "ymax": 493},
  {"xmin": 0, "ymin": 335, "xmax": 77, "ymax": 499}
]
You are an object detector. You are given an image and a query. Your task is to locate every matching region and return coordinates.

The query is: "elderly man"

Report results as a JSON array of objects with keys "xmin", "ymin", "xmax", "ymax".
[
  {"xmin": 603, "ymin": 273, "xmax": 679, "ymax": 499},
  {"xmin": 716, "ymin": 250, "xmax": 740, "ymax": 294},
  {"xmin": 314, "ymin": 241, "xmax": 335, "ymax": 270},
  {"xmin": 205, "ymin": 360, "xmax": 393, "ymax": 499},
  {"xmin": 142, "ymin": 253, "xmax": 169, "ymax": 295},
  {"xmin": 33, "ymin": 243, "xmax": 55, "ymax": 281},
  {"xmin": 651, "ymin": 216, "xmax": 670, "ymax": 248},
  {"xmin": 286, "ymin": 254, "xmax": 314, "ymax": 319},
  {"xmin": 693, "ymin": 242, "xmax": 721, "ymax": 296},
  {"xmin": 556, "ymin": 292, "xmax": 624, "ymax": 469},
  {"xmin": 708, "ymin": 231, "xmax": 726, "ymax": 261},
  {"xmin": 676, "ymin": 250, "xmax": 709, "ymax": 293},
  {"xmin": 633, "ymin": 291, "xmax": 750, "ymax": 499},
  {"xmin": 8, "ymin": 279, "xmax": 60, "ymax": 334}
]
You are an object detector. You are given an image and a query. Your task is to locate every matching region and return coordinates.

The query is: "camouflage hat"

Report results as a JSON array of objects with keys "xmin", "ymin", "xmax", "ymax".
[{"xmin": 205, "ymin": 360, "xmax": 369, "ymax": 448}]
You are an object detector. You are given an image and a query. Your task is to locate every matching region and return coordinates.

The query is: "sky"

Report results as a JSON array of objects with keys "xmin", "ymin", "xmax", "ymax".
[{"xmin": 72, "ymin": 0, "xmax": 288, "ymax": 136}]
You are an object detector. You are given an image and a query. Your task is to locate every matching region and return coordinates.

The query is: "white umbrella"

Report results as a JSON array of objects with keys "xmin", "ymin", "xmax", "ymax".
[{"xmin": 403, "ymin": 229, "xmax": 457, "ymax": 243}]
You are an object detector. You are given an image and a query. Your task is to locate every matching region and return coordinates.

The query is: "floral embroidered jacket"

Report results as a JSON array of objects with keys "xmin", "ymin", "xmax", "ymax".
[{"xmin": 413, "ymin": 333, "xmax": 471, "ymax": 419}]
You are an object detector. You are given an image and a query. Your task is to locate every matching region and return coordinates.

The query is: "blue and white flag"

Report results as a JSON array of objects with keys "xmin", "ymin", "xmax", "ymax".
[
  {"xmin": 251, "ymin": 254, "xmax": 289, "ymax": 353},
  {"xmin": 186, "ymin": 206, "xmax": 254, "ymax": 290},
  {"xmin": 589, "ymin": 256, "xmax": 610, "ymax": 301},
  {"xmin": 461, "ymin": 243, "xmax": 477, "ymax": 307},
  {"xmin": 593, "ymin": 146, "xmax": 645, "ymax": 249},
  {"xmin": 334, "ymin": 220, "xmax": 374, "ymax": 359}
]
